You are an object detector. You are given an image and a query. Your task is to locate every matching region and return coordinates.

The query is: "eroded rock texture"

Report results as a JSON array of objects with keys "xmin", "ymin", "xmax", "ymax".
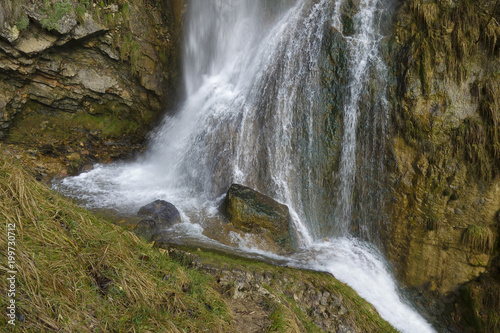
[
  {"xmin": 0, "ymin": 0, "xmax": 184, "ymax": 175},
  {"xmin": 384, "ymin": 0, "xmax": 500, "ymax": 329}
]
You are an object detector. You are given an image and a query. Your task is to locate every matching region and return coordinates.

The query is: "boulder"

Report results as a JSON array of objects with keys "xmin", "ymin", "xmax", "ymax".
[
  {"xmin": 220, "ymin": 184, "xmax": 293, "ymax": 252},
  {"xmin": 134, "ymin": 200, "xmax": 181, "ymax": 242},
  {"xmin": 137, "ymin": 199, "xmax": 181, "ymax": 227},
  {"xmin": 132, "ymin": 219, "xmax": 157, "ymax": 242}
]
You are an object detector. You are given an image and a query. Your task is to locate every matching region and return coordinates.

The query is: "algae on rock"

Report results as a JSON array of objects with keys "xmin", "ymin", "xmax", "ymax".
[{"xmin": 221, "ymin": 184, "xmax": 294, "ymax": 254}]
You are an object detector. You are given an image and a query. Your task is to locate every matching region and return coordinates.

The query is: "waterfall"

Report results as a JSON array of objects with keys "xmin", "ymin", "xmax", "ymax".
[
  {"xmin": 334, "ymin": 0, "xmax": 390, "ymax": 237},
  {"xmin": 59, "ymin": 0, "xmax": 435, "ymax": 332}
]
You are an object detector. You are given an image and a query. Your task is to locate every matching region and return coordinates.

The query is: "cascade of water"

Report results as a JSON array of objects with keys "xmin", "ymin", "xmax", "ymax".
[
  {"xmin": 333, "ymin": 0, "xmax": 389, "ymax": 236},
  {"xmin": 58, "ymin": 1, "xmax": 435, "ymax": 331}
]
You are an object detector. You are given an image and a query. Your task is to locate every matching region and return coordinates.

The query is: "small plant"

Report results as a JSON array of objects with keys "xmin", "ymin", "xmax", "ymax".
[
  {"xmin": 462, "ymin": 225, "xmax": 494, "ymax": 253},
  {"xmin": 121, "ymin": 2, "xmax": 130, "ymax": 21},
  {"xmin": 41, "ymin": 1, "xmax": 73, "ymax": 31},
  {"xmin": 130, "ymin": 41, "xmax": 142, "ymax": 72},
  {"xmin": 76, "ymin": 4, "xmax": 86, "ymax": 24},
  {"xmin": 16, "ymin": 15, "xmax": 30, "ymax": 31}
]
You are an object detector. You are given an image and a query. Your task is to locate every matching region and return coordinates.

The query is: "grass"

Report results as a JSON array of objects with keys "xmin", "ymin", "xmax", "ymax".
[
  {"xmin": 190, "ymin": 249, "xmax": 398, "ymax": 333},
  {"xmin": 75, "ymin": 3, "xmax": 86, "ymax": 24},
  {"xmin": 0, "ymin": 148, "xmax": 232, "ymax": 332},
  {"xmin": 41, "ymin": 1, "xmax": 74, "ymax": 31},
  {"xmin": 15, "ymin": 16, "xmax": 30, "ymax": 31},
  {"xmin": 462, "ymin": 225, "xmax": 494, "ymax": 253}
]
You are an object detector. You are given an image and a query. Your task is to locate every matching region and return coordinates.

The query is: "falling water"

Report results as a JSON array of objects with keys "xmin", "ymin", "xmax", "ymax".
[
  {"xmin": 59, "ymin": 0, "xmax": 434, "ymax": 331},
  {"xmin": 334, "ymin": 0, "xmax": 390, "ymax": 236}
]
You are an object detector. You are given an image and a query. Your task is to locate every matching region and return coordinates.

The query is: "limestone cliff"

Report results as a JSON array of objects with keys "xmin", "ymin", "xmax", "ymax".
[
  {"xmin": 385, "ymin": 0, "xmax": 500, "ymax": 329},
  {"xmin": 0, "ymin": 0, "xmax": 184, "ymax": 176}
]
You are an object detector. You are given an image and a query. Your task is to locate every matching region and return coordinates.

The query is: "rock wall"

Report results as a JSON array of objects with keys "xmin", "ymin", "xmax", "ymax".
[
  {"xmin": 384, "ymin": 0, "xmax": 500, "ymax": 329},
  {"xmin": 0, "ymin": 0, "xmax": 184, "ymax": 176}
]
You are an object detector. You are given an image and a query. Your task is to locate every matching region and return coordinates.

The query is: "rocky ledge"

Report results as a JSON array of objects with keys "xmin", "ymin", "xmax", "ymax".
[{"xmin": 163, "ymin": 246, "xmax": 397, "ymax": 333}]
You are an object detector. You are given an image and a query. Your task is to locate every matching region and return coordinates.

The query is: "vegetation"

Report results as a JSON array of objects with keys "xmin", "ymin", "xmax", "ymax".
[
  {"xmin": 191, "ymin": 250, "xmax": 398, "ymax": 333},
  {"xmin": 462, "ymin": 225, "xmax": 494, "ymax": 253},
  {"xmin": 41, "ymin": 1, "xmax": 74, "ymax": 31},
  {"xmin": 457, "ymin": 258, "xmax": 500, "ymax": 332},
  {"xmin": 75, "ymin": 3, "xmax": 87, "ymax": 24},
  {"xmin": 0, "ymin": 147, "xmax": 232, "ymax": 332},
  {"xmin": 7, "ymin": 108, "xmax": 143, "ymax": 147},
  {"xmin": 15, "ymin": 15, "xmax": 29, "ymax": 31}
]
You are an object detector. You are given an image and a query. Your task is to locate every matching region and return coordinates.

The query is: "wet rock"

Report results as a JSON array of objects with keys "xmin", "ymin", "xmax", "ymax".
[
  {"xmin": 132, "ymin": 219, "xmax": 157, "ymax": 241},
  {"xmin": 137, "ymin": 199, "xmax": 181, "ymax": 227},
  {"xmin": 220, "ymin": 184, "xmax": 293, "ymax": 252}
]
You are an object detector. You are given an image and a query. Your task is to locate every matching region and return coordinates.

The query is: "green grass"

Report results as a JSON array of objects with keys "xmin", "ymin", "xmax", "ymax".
[
  {"xmin": 7, "ymin": 108, "xmax": 141, "ymax": 148},
  {"xmin": 187, "ymin": 249, "xmax": 398, "ymax": 332},
  {"xmin": 15, "ymin": 15, "xmax": 29, "ymax": 31},
  {"xmin": 41, "ymin": 1, "xmax": 74, "ymax": 31}
]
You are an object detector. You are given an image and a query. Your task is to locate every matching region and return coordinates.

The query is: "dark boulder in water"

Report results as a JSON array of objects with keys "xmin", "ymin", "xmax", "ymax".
[
  {"xmin": 220, "ymin": 184, "xmax": 293, "ymax": 253},
  {"xmin": 137, "ymin": 199, "xmax": 182, "ymax": 226},
  {"xmin": 134, "ymin": 200, "xmax": 181, "ymax": 241}
]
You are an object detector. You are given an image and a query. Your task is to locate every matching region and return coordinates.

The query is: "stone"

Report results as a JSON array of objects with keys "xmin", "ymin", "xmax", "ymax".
[
  {"xmin": 55, "ymin": 13, "xmax": 78, "ymax": 35},
  {"xmin": 0, "ymin": 25, "xmax": 20, "ymax": 43},
  {"xmin": 66, "ymin": 152, "xmax": 80, "ymax": 161},
  {"xmin": 72, "ymin": 14, "xmax": 106, "ymax": 41},
  {"xmin": 76, "ymin": 68, "xmax": 118, "ymax": 93},
  {"xmin": 137, "ymin": 199, "xmax": 181, "ymax": 227},
  {"xmin": 14, "ymin": 27, "xmax": 58, "ymax": 54},
  {"xmin": 132, "ymin": 219, "xmax": 157, "ymax": 242},
  {"xmin": 220, "ymin": 184, "xmax": 293, "ymax": 252}
]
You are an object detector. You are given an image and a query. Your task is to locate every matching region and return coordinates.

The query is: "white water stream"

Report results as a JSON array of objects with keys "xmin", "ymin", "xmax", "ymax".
[{"xmin": 59, "ymin": 0, "xmax": 435, "ymax": 331}]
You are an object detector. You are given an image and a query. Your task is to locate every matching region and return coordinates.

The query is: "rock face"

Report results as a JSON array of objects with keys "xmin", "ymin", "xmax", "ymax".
[
  {"xmin": 0, "ymin": 0, "xmax": 184, "ymax": 176},
  {"xmin": 221, "ymin": 184, "xmax": 294, "ymax": 253},
  {"xmin": 384, "ymin": 0, "xmax": 500, "ymax": 329}
]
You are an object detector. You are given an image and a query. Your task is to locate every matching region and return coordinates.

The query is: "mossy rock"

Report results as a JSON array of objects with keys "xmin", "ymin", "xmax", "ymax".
[
  {"xmin": 221, "ymin": 184, "xmax": 293, "ymax": 253},
  {"xmin": 462, "ymin": 225, "xmax": 494, "ymax": 253}
]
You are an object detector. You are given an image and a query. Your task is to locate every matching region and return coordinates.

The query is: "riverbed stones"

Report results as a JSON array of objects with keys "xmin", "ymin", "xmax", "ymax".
[{"xmin": 220, "ymin": 184, "xmax": 293, "ymax": 252}]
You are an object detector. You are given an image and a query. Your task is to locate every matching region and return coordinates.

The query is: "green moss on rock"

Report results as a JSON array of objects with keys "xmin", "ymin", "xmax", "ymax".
[{"xmin": 221, "ymin": 184, "xmax": 294, "ymax": 253}]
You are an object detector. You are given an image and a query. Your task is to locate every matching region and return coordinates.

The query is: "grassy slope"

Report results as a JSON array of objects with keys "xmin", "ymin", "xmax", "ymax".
[
  {"xmin": 0, "ymin": 146, "xmax": 231, "ymax": 332},
  {"xmin": 0, "ymin": 145, "xmax": 395, "ymax": 332}
]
